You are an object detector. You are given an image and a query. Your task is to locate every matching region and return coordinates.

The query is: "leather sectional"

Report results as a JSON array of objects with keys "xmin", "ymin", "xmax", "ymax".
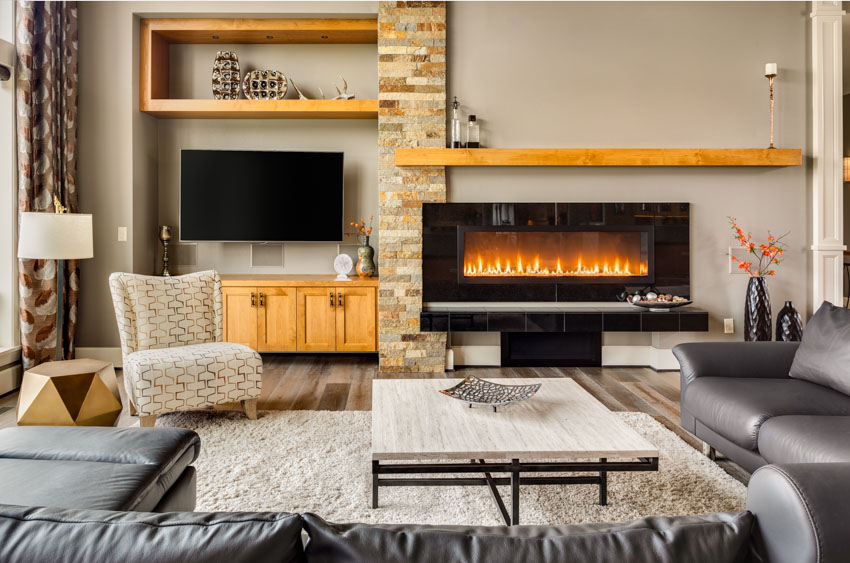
[
  {"xmin": 675, "ymin": 341, "xmax": 850, "ymax": 472},
  {"xmin": 0, "ymin": 426, "xmax": 199, "ymax": 512},
  {"xmin": 0, "ymin": 426, "xmax": 848, "ymax": 562}
]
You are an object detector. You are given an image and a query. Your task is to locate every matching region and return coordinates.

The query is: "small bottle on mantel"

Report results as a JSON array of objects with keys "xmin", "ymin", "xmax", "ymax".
[
  {"xmin": 450, "ymin": 96, "xmax": 464, "ymax": 148},
  {"xmin": 466, "ymin": 115, "xmax": 480, "ymax": 148}
]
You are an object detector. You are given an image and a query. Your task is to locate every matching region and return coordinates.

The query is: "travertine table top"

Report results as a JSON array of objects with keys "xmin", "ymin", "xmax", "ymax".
[{"xmin": 372, "ymin": 378, "xmax": 659, "ymax": 461}]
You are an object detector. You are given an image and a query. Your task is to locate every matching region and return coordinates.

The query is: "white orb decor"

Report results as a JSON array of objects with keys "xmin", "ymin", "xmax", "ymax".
[{"xmin": 334, "ymin": 253, "xmax": 354, "ymax": 281}]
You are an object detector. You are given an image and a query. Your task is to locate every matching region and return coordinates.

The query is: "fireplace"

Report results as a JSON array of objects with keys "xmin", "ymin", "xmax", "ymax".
[
  {"xmin": 458, "ymin": 226, "xmax": 653, "ymax": 285},
  {"xmin": 423, "ymin": 202, "xmax": 689, "ymax": 302}
]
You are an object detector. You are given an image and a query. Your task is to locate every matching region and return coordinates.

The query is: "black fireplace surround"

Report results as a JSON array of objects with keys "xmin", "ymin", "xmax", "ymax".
[{"xmin": 423, "ymin": 202, "xmax": 689, "ymax": 302}]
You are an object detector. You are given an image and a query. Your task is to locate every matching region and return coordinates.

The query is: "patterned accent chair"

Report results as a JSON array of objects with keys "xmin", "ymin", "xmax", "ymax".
[{"xmin": 108, "ymin": 270, "xmax": 262, "ymax": 427}]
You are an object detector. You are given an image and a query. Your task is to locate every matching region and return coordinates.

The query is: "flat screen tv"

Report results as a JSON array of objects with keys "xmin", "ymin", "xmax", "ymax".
[{"xmin": 180, "ymin": 150, "xmax": 344, "ymax": 242}]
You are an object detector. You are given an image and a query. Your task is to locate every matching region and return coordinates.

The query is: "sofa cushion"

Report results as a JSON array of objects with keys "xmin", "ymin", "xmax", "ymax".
[
  {"xmin": 758, "ymin": 416, "xmax": 850, "ymax": 464},
  {"xmin": 301, "ymin": 512, "xmax": 753, "ymax": 563},
  {"xmin": 789, "ymin": 301, "xmax": 850, "ymax": 395},
  {"xmin": 0, "ymin": 427, "xmax": 200, "ymax": 512},
  {"xmin": 684, "ymin": 377, "xmax": 850, "ymax": 451},
  {"xmin": 0, "ymin": 504, "xmax": 304, "ymax": 563}
]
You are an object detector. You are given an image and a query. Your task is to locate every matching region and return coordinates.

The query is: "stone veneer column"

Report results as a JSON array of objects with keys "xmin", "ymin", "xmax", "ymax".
[{"xmin": 377, "ymin": 1, "xmax": 447, "ymax": 373}]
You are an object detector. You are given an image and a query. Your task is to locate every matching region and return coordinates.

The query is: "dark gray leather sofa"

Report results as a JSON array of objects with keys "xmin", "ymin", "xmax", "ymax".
[
  {"xmin": 675, "ymin": 341, "xmax": 850, "ymax": 472},
  {"xmin": 0, "ymin": 426, "xmax": 200, "ymax": 512},
  {"xmin": 1, "ymin": 461, "xmax": 848, "ymax": 563}
]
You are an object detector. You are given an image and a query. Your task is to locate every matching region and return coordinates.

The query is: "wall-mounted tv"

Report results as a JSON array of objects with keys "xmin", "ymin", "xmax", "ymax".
[{"xmin": 180, "ymin": 149, "xmax": 344, "ymax": 242}]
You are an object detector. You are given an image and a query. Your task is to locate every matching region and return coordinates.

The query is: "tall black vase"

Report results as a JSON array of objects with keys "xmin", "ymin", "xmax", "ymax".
[
  {"xmin": 745, "ymin": 277, "xmax": 772, "ymax": 341},
  {"xmin": 776, "ymin": 300, "xmax": 803, "ymax": 342}
]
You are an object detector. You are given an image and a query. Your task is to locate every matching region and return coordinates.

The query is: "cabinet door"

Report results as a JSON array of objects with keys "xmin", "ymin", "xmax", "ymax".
[
  {"xmin": 335, "ymin": 287, "xmax": 377, "ymax": 352},
  {"xmin": 258, "ymin": 287, "xmax": 297, "ymax": 352},
  {"xmin": 297, "ymin": 287, "xmax": 336, "ymax": 351},
  {"xmin": 222, "ymin": 287, "xmax": 258, "ymax": 350}
]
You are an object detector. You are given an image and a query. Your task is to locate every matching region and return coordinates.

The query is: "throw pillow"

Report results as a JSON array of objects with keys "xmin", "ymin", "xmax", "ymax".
[{"xmin": 789, "ymin": 301, "xmax": 850, "ymax": 395}]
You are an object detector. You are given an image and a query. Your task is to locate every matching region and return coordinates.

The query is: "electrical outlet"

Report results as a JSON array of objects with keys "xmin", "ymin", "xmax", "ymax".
[
  {"xmin": 724, "ymin": 318, "xmax": 734, "ymax": 334},
  {"xmin": 117, "ymin": 226, "xmax": 127, "ymax": 242}
]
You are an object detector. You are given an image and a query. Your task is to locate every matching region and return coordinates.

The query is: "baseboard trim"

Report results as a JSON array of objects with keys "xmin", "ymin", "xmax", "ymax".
[
  {"xmin": 76, "ymin": 347, "xmax": 123, "ymax": 368},
  {"xmin": 0, "ymin": 363, "xmax": 22, "ymax": 395},
  {"xmin": 601, "ymin": 346, "xmax": 678, "ymax": 371},
  {"xmin": 450, "ymin": 344, "xmax": 678, "ymax": 370},
  {"xmin": 452, "ymin": 345, "xmax": 500, "ymax": 367}
]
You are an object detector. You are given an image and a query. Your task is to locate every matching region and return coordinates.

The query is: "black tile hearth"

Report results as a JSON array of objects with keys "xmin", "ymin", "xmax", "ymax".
[
  {"xmin": 421, "ymin": 308, "xmax": 707, "ymax": 334},
  {"xmin": 527, "ymin": 313, "xmax": 564, "ymax": 332},
  {"xmin": 563, "ymin": 313, "xmax": 603, "ymax": 332},
  {"xmin": 603, "ymin": 313, "xmax": 642, "ymax": 332},
  {"xmin": 488, "ymin": 312, "xmax": 526, "ymax": 332}
]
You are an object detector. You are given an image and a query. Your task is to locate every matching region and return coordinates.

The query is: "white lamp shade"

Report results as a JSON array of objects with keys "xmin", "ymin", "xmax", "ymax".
[{"xmin": 18, "ymin": 212, "xmax": 94, "ymax": 260}]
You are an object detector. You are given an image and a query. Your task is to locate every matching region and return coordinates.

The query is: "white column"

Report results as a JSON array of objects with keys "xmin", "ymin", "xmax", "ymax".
[{"xmin": 811, "ymin": 1, "xmax": 846, "ymax": 308}]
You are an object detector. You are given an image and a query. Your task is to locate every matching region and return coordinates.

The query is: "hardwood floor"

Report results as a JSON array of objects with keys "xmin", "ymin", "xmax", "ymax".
[{"xmin": 0, "ymin": 355, "xmax": 748, "ymax": 482}]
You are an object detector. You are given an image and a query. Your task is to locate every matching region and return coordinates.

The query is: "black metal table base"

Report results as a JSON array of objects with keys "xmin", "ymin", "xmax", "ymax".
[{"xmin": 371, "ymin": 457, "xmax": 659, "ymax": 525}]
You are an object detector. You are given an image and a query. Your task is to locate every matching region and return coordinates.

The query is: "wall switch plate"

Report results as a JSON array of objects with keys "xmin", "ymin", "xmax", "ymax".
[
  {"xmin": 724, "ymin": 318, "xmax": 734, "ymax": 334},
  {"xmin": 728, "ymin": 247, "xmax": 749, "ymax": 274},
  {"xmin": 117, "ymin": 226, "xmax": 127, "ymax": 242}
]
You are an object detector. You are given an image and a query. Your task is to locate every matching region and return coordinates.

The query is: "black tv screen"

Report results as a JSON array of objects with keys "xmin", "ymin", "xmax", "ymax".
[{"xmin": 180, "ymin": 150, "xmax": 344, "ymax": 242}]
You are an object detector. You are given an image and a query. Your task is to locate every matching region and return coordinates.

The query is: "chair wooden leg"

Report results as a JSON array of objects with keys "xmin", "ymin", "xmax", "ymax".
[
  {"xmin": 140, "ymin": 415, "xmax": 157, "ymax": 427},
  {"xmin": 242, "ymin": 398, "xmax": 258, "ymax": 420}
]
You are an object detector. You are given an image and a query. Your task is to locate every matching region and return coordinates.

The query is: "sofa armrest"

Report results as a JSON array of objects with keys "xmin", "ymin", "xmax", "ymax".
[
  {"xmin": 747, "ymin": 463, "xmax": 850, "ymax": 563},
  {"xmin": 673, "ymin": 342, "xmax": 798, "ymax": 388}
]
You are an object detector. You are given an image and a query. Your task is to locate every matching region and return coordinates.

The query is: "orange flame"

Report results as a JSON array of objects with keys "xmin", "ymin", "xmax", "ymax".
[{"xmin": 464, "ymin": 253, "xmax": 647, "ymax": 277}]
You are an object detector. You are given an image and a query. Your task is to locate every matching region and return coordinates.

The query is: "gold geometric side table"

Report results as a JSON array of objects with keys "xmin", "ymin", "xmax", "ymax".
[{"xmin": 16, "ymin": 359, "xmax": 123, "ymax": 426}]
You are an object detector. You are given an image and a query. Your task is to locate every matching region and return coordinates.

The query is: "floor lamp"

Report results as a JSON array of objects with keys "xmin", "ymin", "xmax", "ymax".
[{"xmin": 18, "ymin": 200, "xmax": 93, "ymax": 361}]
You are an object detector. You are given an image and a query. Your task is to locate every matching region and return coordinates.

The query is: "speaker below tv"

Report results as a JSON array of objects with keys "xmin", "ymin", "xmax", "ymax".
[{"xmin": 180, "ymin": 149, "xmax": 344, "ymax": 242}]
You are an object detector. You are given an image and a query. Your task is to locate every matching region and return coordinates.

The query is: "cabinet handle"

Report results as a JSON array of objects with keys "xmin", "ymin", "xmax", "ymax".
[
  {"xmin": 338, "ymin": 292, "xmax": 344, "ymax": 309},
  {"xmin": 250, "ymin": 292, "xmax": 255, "ymax": 307},
  {"xmin": 329, "ymin": 291, "xmax": 335, "ymax": 308},
  {"xmin": 259, "ymin": 292, "xmax": 265, "ymax": 307}
]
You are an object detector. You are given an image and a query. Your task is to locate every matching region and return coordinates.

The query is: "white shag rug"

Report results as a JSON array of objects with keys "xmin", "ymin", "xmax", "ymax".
[{"xmin": 147, "ymin": 410, "xmax": 746, "ymax": 526}]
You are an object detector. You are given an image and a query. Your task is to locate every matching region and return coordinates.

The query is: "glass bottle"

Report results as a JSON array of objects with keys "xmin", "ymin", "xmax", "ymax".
[
  {"xmin": 466, "ymin": 115, "xmax": 480, "ymax": 148},
  {"xmin": 450, "ymin": 96, "xmax": 463, "ymax": 148}
]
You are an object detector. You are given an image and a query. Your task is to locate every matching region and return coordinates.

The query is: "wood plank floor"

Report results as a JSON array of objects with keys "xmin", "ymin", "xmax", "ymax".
[{"xmin": 0, "ymin": 355, "xmax": 747, "ymax": 482}]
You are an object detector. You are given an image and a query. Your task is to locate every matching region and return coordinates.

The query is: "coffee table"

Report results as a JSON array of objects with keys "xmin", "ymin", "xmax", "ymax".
[{"xmin": 371, "ymin": 378, "xmax": 659, "ymax": 525}]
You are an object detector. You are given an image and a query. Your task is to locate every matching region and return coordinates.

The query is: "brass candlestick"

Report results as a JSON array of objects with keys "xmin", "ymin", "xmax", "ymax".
[
  {"xmin": 766, "ymin": 71, "xmax": 777, "ymax": 149},
  {"xmin": 159, "ymin": 225, "xmax": 172, "ymax": 277}
]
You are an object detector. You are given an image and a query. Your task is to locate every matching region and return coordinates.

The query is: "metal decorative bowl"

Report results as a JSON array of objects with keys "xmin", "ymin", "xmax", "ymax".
[
  {"xmin": 630, "ymin": 299, "xmax": 693, "ymax": 312},
  {"xmin": 439, "ymin": 376, "xmax": 541, "ymax": 412}
]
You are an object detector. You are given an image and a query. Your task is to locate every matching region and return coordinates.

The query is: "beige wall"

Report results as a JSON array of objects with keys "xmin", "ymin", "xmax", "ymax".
[
  {"xmin": 77, "ymin": 1, "xmax": 377, "ymax": 348},
  {"xmin": 158, "ymin": 42, "xmax": 378, "ymax": 275},
  {"xmin": 0, "ymin": 1, "xmax": 16, "ymax": 348},
  {"xmin": 78, "ymin": 1, "xmax": 812, "ymax": 349},
  {"xmin": 447, "ymin": 1, "xmax": 811, "ymax": 346}
]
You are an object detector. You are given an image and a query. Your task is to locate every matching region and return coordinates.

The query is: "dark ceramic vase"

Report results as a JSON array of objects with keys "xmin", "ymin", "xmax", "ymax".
[
  {"xmin": 745, "ymin": 277, "xmax": 772, "ymax": 341},
  {"xmin": 776, "ymin": 300, "xmax": 803, "ymax": 342}
]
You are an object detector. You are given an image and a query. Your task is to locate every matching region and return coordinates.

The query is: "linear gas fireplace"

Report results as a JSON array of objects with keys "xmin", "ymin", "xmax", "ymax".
[
  {"xmin": 458, "ymin": 226, "xmax": 654, "ymax": 284},
  {"xmin": 423, "ymin": 202, "xmax": 689, "ymax": 302}
]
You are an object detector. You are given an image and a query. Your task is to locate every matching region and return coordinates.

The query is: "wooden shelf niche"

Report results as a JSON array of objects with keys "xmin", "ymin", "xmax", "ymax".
[
  {"xmin": 394, "ymin": 148, "xmax": 803, "ymax": 167},
  {"xmin": 140, "ymin": 18, "xmax": 379, "ymax": 119}
]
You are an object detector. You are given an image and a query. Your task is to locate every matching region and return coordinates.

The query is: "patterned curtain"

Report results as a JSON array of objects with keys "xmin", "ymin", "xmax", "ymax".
[{"xmin": 16, "ymin": 1, "xmax": 79, "ymax": 368}]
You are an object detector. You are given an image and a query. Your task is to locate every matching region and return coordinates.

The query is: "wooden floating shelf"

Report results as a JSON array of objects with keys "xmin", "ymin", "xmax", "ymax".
[
  {"xmin": 140, "ymin": 98, "xmax": 379, "ymax": 119},
  {"xmin": 394, "ymin": 148, "xmax": 803, "ymax": 167},
  {"xmin": 142, "ymin": 18, "xmax": 378, "ymax": 45},
  {"xmin": 140, "ymin": 18, "xmax": 378, "ymax": 119}
]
